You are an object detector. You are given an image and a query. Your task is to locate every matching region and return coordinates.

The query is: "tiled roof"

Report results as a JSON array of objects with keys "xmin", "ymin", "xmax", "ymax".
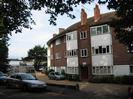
[{"xmin": 47, "ymin": 11, "xmax": 116, "ymax": 45}]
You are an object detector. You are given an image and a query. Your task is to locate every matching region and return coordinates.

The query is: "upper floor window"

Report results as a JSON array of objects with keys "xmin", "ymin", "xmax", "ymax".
[
  {"xmin": 80, "ymin": 49, "xmax": 88, "ymax": 57},
  {"xmin": 55, "ymin": 39, "xmax": 61, "ymax": 45},
  {"xmin": 80, "ymin": 31, "xmax": 87, "ymax": 39},
  {"xmin": 50, "ymin": 44, "xmax": 53, "ymax": 48},
  {"xmin": 90, "ymin": 25, "xmax": 109, "ymax": 36},
  {"xmin": 127, "ymin": 43, "xmax": 133, "ymax": 53},
  {"xmin": 55, "ymin": 53, "xmax": 61, "ymax": 59},
  {"xmin": 91, "ymin": 45, "xmax": 111, "ymax": 55},
  {"xmin": 66, "ymin": 49, "xmax": 77, "ymax": 57},
  {"xmin": 130, "ymin": 65, "xmax": 133, "ymax": 73},
  {"xmin": 66, "ymin": 32, "xmax": 77, "ymax": 41}
]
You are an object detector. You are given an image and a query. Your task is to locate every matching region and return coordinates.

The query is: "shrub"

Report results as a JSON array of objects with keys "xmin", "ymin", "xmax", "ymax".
[
  {"xmin": 90, "ymin": 75, "xmax": 133, "ymax": 85},
  {"xmin": 66, "ymin": 74, "xmax": 80, "ymax": 81}
]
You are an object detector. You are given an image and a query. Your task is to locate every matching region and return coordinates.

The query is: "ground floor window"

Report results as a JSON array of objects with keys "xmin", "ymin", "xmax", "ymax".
[
  {"xmin": 130, "ymin": 65, "xmax": 133, "ymax": 73},
  {"xmin": 92, "ymin": 66, "xmax": 113, "ymax": 75},
  {"xmin": 66, "ymin": 67, "xmax": 79, "ymax": 74}
]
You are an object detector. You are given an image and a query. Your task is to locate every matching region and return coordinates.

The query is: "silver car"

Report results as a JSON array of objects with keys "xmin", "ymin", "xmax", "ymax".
[
  {"xmin": 6, "ymin": 73, "xmax": 47, "ymax": 91},
  {"xmin": 48, "ymin": 72, "xmax": 65, "ymax": 80}
]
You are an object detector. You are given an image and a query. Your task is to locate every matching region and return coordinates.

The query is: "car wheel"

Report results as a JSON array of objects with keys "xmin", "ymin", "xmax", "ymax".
[
  {"xmin": 23, "ymin": 85, "xmax": 28, "ymax": 91},
  {"xmin": 6, "ymin": 82, "xmax": 11, "ymax": 88}
]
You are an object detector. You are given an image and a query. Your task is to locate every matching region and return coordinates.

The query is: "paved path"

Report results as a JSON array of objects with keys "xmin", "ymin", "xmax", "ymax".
[{"xmin": 35, "ymin": 72, "xmax": 133, "ymax": 99}]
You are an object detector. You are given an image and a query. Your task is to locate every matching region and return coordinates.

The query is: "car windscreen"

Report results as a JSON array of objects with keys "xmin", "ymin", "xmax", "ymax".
[
  {"xmin": 0, "ymin": 71, "xmax": 4, "ymax": 76},
  {"xmin": 20, "ymin": 74, "xmax": 36, "ymax": 80},
  {"xmin": 55, "ymin": 72, "xmax": 61, "ymax": 75}
]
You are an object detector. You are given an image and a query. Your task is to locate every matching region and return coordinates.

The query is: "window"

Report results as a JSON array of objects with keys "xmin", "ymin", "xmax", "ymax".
[
  {"xmin": 50, "ymin": 55, "xmax": 53, "ymax": 60},
  {"xmin": 50, "ymin": 44, "xmax": 53, "ymax": 48},
  {"xmin": 97, "ymin": 27, "xmax": 102, "ymax": 35},
  {"xmin": 55, "ymin": 39, "xmax": 61, "ymax": 45},
  {"xmin": 127, "ymin": 43, "xmax": 133, "ymax": 53},
  {"xmin": 99, "ymin": 46, "xmax": 102, "ymax": 54},
  {"xmin": 90, "ymin": 25, "xmax": 109, "ymax": 36},
  {"xmin": 66, "ymin": 49, "xmax": 77, "ymax": 57},
  {"xmin": 66, "ymin": 67, "xmax": 78, "ymax": 74},
  {"xmin": 130, "ymin": 66, "xmax": 133, "ymax": 73},
  {"xmin": 55, "ymin": 53, "xmax": 61, "ymax": 59},
  {"xmin": 92, "ymin": 66, "xmax": 112, "ymax": 75},
  {"xmin": 92, "ymin": 45, "xmax": 111, "ymax": 55},
  {"xmin": 80, "ymin": 49, "xmax": 88, "ymax": 57},
  {"xmin": 66, "ymin": 32, "xmax": 77, "ymax": 41},
  {"xmin": 103, "ymin": 25, "xmax": 108, "ymax": 33},
  {"xmin": 80, "ymin": 31, "xmax": 87, "ymax": 39},
  {"xmin": 91, "ymin": 28, "xmax": 97, "ymax": 36}
]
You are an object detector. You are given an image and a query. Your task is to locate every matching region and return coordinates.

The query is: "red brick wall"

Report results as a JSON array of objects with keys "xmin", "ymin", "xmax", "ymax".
[
  {"xmin": 111, "ymin": 28, "xmax": 132, "ymax": 65},
  {"xmin": 77, "ymin": 25, "xmax": 92, "ymax": 80},
  {"xmin": 50, "ymin": 36, "xmax": 67, "ymax": 67}
]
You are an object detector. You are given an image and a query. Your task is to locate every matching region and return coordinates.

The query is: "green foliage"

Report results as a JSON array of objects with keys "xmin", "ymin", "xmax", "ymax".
[
  {"xmin": 0, "ymin": 0, "xmax": 132, "ymax": 54},
  {"xmin": 90, "ymin": 75, "xmax": 133, "ymax": 85},
  {"xmin": 66, "ymin": 74, "xmax": 80, "ymax": 81},
  {"xmin": 24, "ymin": 45, "xmax": 47, "ymax": 71},
  {"xmin": 0, "ymin": 0, "xmax": 95, "ymax": 35},
  {"xmin": 102, "ymin": 0, "xmax": 133, "ymax": 53},
  {"xmin": 0, "ymin": 34, "xmax": 9, "ymax": 64}
]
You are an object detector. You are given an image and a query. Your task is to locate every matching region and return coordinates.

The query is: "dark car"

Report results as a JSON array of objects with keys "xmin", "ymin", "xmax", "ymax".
[
  {"xmin": 48, "ymin": 72, "xmax": 65, "ymax": 80},
  {"xmin": 0, "ymin": 71, "xmax": 7, "ymax": 85},
  {"xmin": 6, "ymin": 73, "xmax": 47, "ymax": 91}
]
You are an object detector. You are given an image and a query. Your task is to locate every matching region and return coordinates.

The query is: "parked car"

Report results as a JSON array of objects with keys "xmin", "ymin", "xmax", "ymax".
[
  {"xmin": 6, "ymin": 73, "xmax": 47, "ymax": 91},
  {"xmin": 48, "ymin": 72, "xmax": 65, "ymax": 80},
  {"xmin": 0, "ymin": 71, "xmax": 7, "ymax": 85}
]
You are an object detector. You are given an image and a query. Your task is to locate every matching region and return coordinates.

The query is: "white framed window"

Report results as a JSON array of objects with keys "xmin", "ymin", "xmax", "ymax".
[
  {"xmin": 66, "ymin": 49, "xmax": 77, "ymax": 57},
  {"xmin": 55, "ymin": 53, "xmax": 61, "ymax": 59},
  {"xmin": 80, "ymin": 49, "xmax": 88, "ymax": 57},
  {"xmin": 91, "ymin": 45, "xmax": 111, "ymax": 55},
  {"xmin": 50, "ymin": 44, "xmax": 53, "ymax": 48},
  {"xmin": 50, "ymin": 55, "xmax": 53, "ymax": 60},
  {"xmin": 55, "ymin": 39, "xmax": 61, "ymax": 45},
  {"xmin": 90, "ymin": 25, "xmax": 109, "ymax": 36},
  {"xmin": 130, "ymin": 65, "xmax": 133, "ymax": 73},
  {"xmin": 127, "ymin": 43, "xmax": 133, "ymax": 53},
  {"xmin": 66, "ymin": 32, "xmax": 77, "ymax": 41},
  {"xmin": 80, "ymin": 31, "xmax": 87, "ymax": 39},
  {"xmin": 92, "ymin": 66, "xmax": 113, "ymax": 75}
]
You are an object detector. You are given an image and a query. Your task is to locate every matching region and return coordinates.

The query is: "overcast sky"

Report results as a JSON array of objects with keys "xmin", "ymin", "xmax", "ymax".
[{"xmin": 8, "ymin": 2, "xmax": 113, "ymax": 59}]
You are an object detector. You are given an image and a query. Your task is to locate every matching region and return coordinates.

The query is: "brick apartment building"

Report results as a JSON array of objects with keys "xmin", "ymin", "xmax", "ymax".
[{"xmin": 47, "ymin": 5, "xmax": 133, "ymax": 81}]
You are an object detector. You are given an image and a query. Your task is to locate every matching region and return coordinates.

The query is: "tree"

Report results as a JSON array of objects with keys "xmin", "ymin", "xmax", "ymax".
[
  {"xmin": 105, "ymin": 0, "xmax": 133, "ymax": 53},
  {"xmin": 24, "ymin": 45, "xmax": 47, "ymax": 71},
  {"xmin": 0, "ymin": 34, "xmax": 9, "ymax": 64},
  {"xmin": 0, "ymin": 0, "xmax": 132, "ymax": 52}
]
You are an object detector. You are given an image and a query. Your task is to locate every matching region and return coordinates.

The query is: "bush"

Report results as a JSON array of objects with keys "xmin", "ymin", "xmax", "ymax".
[
  {"xmin": 45, "ymin": 69, "xmax": 54, "ymax": 75},
  {"xmin": 66, "ymin": 74, "xmax": 80, "ymax": 81},
  {"xmin": 90, "ymin": 75, "xmax": 114, "ymax": 83},
  {"xmin": 90, "ymin": 75, "xmax": 133, "ymax": 85}
]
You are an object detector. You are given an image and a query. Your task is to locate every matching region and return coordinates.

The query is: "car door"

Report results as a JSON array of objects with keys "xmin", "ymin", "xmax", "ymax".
[{"xmin": 15, "ymin": 75, "xmax": 23, "ymax": 88}]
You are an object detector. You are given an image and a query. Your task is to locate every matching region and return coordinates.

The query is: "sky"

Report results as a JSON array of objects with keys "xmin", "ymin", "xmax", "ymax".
[{"xmin": 8, "ymin": 2, "xmax": 113, "ymax": 59}]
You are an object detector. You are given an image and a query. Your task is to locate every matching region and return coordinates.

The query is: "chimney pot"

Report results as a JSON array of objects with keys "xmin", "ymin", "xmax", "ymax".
[
  {"xmin": 94, "ymin": 4, "xmax": 101, "ymax": 22},
  {"xmin": 59, "ymin": 28, "xmax": 65, "ymax": 33},
  {"xmin": 53, "ymin": 33, "xmax": 57, "ymax": 37},
  {"xmin": 81, "ymin": 9, "xmax": 87, "ymax": 25}
]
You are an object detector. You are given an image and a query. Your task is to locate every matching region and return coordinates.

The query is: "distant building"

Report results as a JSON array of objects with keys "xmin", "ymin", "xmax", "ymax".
[
  {"xmin": 47, "ymin": 5, "xmax": 133, "ymax": 81},
  {"xmin": 9, "ymin": 59, "xmax": 35, "ymax": 74}
]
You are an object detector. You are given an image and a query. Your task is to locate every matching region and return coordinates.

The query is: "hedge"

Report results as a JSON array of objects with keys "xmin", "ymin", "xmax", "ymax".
[{"xmin": 90, "ymin": 75, "xmax": 133, "ymax": 85}]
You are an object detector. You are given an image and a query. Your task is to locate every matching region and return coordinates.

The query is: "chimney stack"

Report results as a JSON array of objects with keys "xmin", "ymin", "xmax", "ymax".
[
  {"xmin": 81, "ymin": 9, "xmax": 87, "ymax": 25},
  {"xmin": 94, "ymin": 4, "xmax": 101, "ymax": 22},
  {"xmin": 53, "ymin": 33, "xmax": 57, "ymax": 37},
  {"xmin": 59, "ymin": 28, "xmax": 65, "ymax": 33}
]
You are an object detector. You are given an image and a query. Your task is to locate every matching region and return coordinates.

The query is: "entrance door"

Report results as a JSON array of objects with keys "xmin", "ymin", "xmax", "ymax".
[{"xmin": 80, "ymin": 66, "xmax": 89, "ymax": 81}]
